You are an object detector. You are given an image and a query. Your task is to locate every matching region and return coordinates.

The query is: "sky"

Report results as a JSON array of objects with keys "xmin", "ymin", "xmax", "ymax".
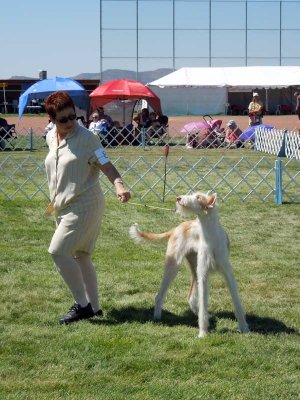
[
  {"xmin": 1, "ymin": 0, "xmax": 299, "ymax": 80},
  {"xmin": 0, "ymin": 0, "xmax": 100, "ymax": 79}
]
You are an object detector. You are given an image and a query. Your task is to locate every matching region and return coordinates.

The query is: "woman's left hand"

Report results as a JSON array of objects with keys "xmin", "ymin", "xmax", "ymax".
[
  {"xmin": 114, "ymin": 179, "xmax": 131, "ymax": 203},
  {"xmin": 117, "ymin": 190, "xmax": 131, "ymax": 203}
]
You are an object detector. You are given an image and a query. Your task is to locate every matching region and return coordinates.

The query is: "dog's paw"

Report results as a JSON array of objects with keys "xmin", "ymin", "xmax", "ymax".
[
  {"xmin": 129, "ymin": 223, "xmax": 142, "ymax": 243},
  {"xmin": 198, "ymin": 330, "xmax": 208, "ymax": 338},
  {"xmin": 153, "ymin": 310, "xmax": 162, "ymax": 321},
  {"xmin": 240, "ymin": 325, "xmax": 250, "ymax": 334}
]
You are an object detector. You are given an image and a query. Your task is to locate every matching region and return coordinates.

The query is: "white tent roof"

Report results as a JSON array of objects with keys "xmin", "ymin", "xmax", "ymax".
[{"xmin": 148, "ymin": 66, "xmax": 300, "ymax": 89}]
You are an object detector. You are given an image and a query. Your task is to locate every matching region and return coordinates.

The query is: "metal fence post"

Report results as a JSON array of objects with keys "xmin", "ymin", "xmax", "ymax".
[
  {"xmin": 275, "ymin": 158, "xmax": 282, "ymax": 205},
  {"xmin": 141, "ymin": 127, "xmax": 146, "ymax": 150},
  {"xmin": 29, "ymin": 128, "xmax": 34, "ymax": 151}
]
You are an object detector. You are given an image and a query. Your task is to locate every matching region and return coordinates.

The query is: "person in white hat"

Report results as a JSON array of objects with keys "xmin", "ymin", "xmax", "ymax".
[
  {"xmin": 294, "ymin": 91, "xmax": 300, "ymax": 121},
  {"xmin": 248, "ymin": 92, "xmax": 264, "ymax": 126}
]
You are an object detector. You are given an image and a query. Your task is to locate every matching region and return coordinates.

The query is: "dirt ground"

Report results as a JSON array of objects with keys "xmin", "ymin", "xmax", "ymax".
[{"xmin": 4, "ymin": 113, "xmax": 300, "ymax": 136}]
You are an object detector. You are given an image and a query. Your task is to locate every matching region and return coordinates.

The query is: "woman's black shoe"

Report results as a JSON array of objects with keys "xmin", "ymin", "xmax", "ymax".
[
  {"xmin": 94, "ymin": 309, "xmax": 103, "ymax": 317},
  {"xmin": 59, "ymin": 303, "xmax": 94, "ymax": 324}
]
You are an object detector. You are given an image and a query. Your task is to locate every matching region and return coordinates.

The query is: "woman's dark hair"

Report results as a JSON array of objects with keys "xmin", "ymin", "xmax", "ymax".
[{"xmin": 44, "ymin": 91, "xmax": 75, "ymax": 119}]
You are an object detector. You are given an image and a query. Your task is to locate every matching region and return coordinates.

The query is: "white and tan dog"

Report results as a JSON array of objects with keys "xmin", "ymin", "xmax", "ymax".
[{"xmin": 129, "ymin": 192, "xmax": 249, "ymax": 337}]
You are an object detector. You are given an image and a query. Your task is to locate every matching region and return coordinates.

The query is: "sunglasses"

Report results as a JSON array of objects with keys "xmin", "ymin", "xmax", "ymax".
[{"xmin": 56, "ymin": 113, "xmax": 76, "ymax": 124}]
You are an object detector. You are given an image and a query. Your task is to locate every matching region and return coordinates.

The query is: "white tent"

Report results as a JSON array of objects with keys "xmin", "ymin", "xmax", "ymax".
[{"xmin": 148, "ymin": 66, "xmax": 300, "ymax": 115}]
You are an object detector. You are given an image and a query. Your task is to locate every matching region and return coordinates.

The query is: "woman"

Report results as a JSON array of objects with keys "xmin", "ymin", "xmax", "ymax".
[
  {"xmin": 224, "ymin": 120, "xmax": 243, "ymax": 148},
  {"xmin": 44, "ymin": 91, "xmax": 131, "ymax": 324}
]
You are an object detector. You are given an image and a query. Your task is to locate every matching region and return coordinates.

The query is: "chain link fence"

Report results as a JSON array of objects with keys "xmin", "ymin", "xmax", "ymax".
[
  {"xmin": 0, "ymin": 153, "xmax": 299, "ymax": 204},
  {"xmin": 1, "ymin": 125, "xmax": 299, "ymax": 159}
]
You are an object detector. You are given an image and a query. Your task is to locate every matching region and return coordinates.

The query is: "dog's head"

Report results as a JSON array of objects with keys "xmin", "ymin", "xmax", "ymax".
[{"xmin": 176, "ymin": 192, "xmax": 217, "ymax": 217}]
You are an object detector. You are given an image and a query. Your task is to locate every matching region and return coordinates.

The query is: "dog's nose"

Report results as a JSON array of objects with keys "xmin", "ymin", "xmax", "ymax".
[{"xmin": 176, "ymin": 196, "xmax": 181, "ymax": 202}]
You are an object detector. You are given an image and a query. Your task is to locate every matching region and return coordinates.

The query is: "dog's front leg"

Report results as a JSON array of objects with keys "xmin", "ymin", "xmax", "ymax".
[
  {"xmin": 197, "ymin": 270, "xmax": 210, "ymax": 338},
  {"xmin": 154, "ymin": 256, "xmax": 180, "ymax": 321}
]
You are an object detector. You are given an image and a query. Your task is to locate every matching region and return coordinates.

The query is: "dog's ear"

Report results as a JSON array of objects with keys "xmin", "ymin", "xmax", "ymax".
[{"xmin": 206, "ymin": 193, "xmax": 217, "ymax": 208}]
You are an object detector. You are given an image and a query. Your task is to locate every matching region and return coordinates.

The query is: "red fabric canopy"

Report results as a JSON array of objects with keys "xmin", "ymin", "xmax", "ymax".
[{"xmin": 89, "ymin": 79, "xmax": 162, "ymax": 114}]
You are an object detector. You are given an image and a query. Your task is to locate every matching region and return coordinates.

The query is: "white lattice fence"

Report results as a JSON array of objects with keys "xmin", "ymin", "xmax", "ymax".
[
  {"xmin": 0, "ymin": 155, "xmax": 299, "ymax": 203},
  {"xmin": 255, "ymin": 128, "xmax": 284, "ymax": 155},
  {"xmin": 286, "ymin": 131, "xmax": 300, "ymax": 160},
  {"xmin": 255, "ymin": 128, "xmax": 300, "ymax": 160}
]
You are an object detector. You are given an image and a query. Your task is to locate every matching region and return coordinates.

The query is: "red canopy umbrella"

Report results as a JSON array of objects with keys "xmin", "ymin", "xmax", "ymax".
[{"xmin": 89, "ymin": 79, "xmax": 162, "ymax": 116}]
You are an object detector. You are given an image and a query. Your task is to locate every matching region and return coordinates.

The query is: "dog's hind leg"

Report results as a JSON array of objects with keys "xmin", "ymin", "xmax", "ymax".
[
  {"xmin": 219, "ymin": 260, "xmax": 249, "ymax": 333},
  {"xmin": 154, "ymin": 255, "xmax": 181, "ymax": 321}
]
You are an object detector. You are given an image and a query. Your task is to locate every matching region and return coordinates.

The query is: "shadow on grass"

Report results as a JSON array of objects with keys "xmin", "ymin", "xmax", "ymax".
[
  {"xmin": 215, "ymin": 311, "xmax": 299, "ymax": 335},
  {"xmin": 89, "ymin": 306, "xmax": 198, "ymax": 328},
  {"xmin": 90, "ymin": 306, "xmax": 298, "ymax": 335},
  {"xmin": 1, "ymin": 147, "xmax": 37, "ymax": 152}
]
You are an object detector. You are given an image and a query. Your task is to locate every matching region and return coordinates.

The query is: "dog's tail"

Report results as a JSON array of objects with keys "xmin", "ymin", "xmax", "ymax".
[{"xmin": 129, "ymin": 223, "xmax": 173, "ymax": 244}]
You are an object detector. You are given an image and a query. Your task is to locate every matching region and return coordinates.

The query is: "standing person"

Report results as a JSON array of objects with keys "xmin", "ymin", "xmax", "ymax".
[
  {"xmin": 248, "ymin": 92, "xmax": 264, "ymax": 126},
  {"xmin": 44, "ymin": 91, "xmax": 131, "ymax": 324},
  {"xmin": 294, "ymin": 91, "xmax": 300, "ymax": 121}
]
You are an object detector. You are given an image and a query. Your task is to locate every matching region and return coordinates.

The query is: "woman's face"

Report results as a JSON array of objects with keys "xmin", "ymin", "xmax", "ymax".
[{"xmin": 54, "ymin": 107, "xmax": 76, "ymax": 135}]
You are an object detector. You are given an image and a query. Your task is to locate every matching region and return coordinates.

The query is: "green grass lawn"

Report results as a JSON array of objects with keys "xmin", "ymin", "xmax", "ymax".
[{"xmin": 0, "ymin": 149, "xmax": 299, "ymax": 399}]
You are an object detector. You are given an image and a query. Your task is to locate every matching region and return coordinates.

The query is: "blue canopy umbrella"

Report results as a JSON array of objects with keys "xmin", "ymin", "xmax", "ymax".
[
  {"xmin": 240, "ymin": 124, "xmax": 274, "ymax": 141},
  {"xmin": 18, "ymin": 77, "xmax": 89, "ymax": 119}
]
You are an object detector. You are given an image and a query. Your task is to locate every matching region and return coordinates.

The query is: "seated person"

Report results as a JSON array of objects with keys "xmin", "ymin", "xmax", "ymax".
[
  {"xmin": 224, "ymin": 120, "xmax": 243, "ymax": 148},
  {"xmin": 89, "ymin": 112, "xmax": 102, "ymax": 134},
  {"xmin": 96, "ymin": 106, "xmax": 113, "ymax": 127},
  {"xmin": 157, "ymin": 114, "xmax": 169, "ymax": 135},
  {"xmin": 89, "ymin": 113, "xmax": 109, "ymax": 146},
  {"xmin": 75, "ymin": 106, "xmax": 87, "ymax": 125},
  {"xmin": 0, "ymin": 117, "xmax": 15, "ymax": 134},
  {"xmin": 148, "ymin": 114, "xmax": 169, "ymax": 141},
  {"xmin": 186, "ymin": 120, "xmax": 223, "ymax": 149},
  {"xmin": 76, "ymin": 116, "xmax": 86, "ymax": 127},
  {"xmin": 186, "ymin": 133, "xmax": 199, "ymax": 149},
  {"xmin": 132, "ymin": 115, "xmax": 140, "ymax": 127},
  {"xmin": 146, "ymin": 112, "xmax": 160, "ymax": 137},
  {"xmin": 0, "ymin": 117, "xmax": 16, "ymax": 149},
  {"xmin": 248, "ymin": 93, "xmax": 264, "ymax": 126},
  {"xmin": 43, "ymin": 120, "xmax": 55, "ymax": 139},
  {"xmin": 137, "ymin": 108, "xmax": 151, "ymax": 129}
]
